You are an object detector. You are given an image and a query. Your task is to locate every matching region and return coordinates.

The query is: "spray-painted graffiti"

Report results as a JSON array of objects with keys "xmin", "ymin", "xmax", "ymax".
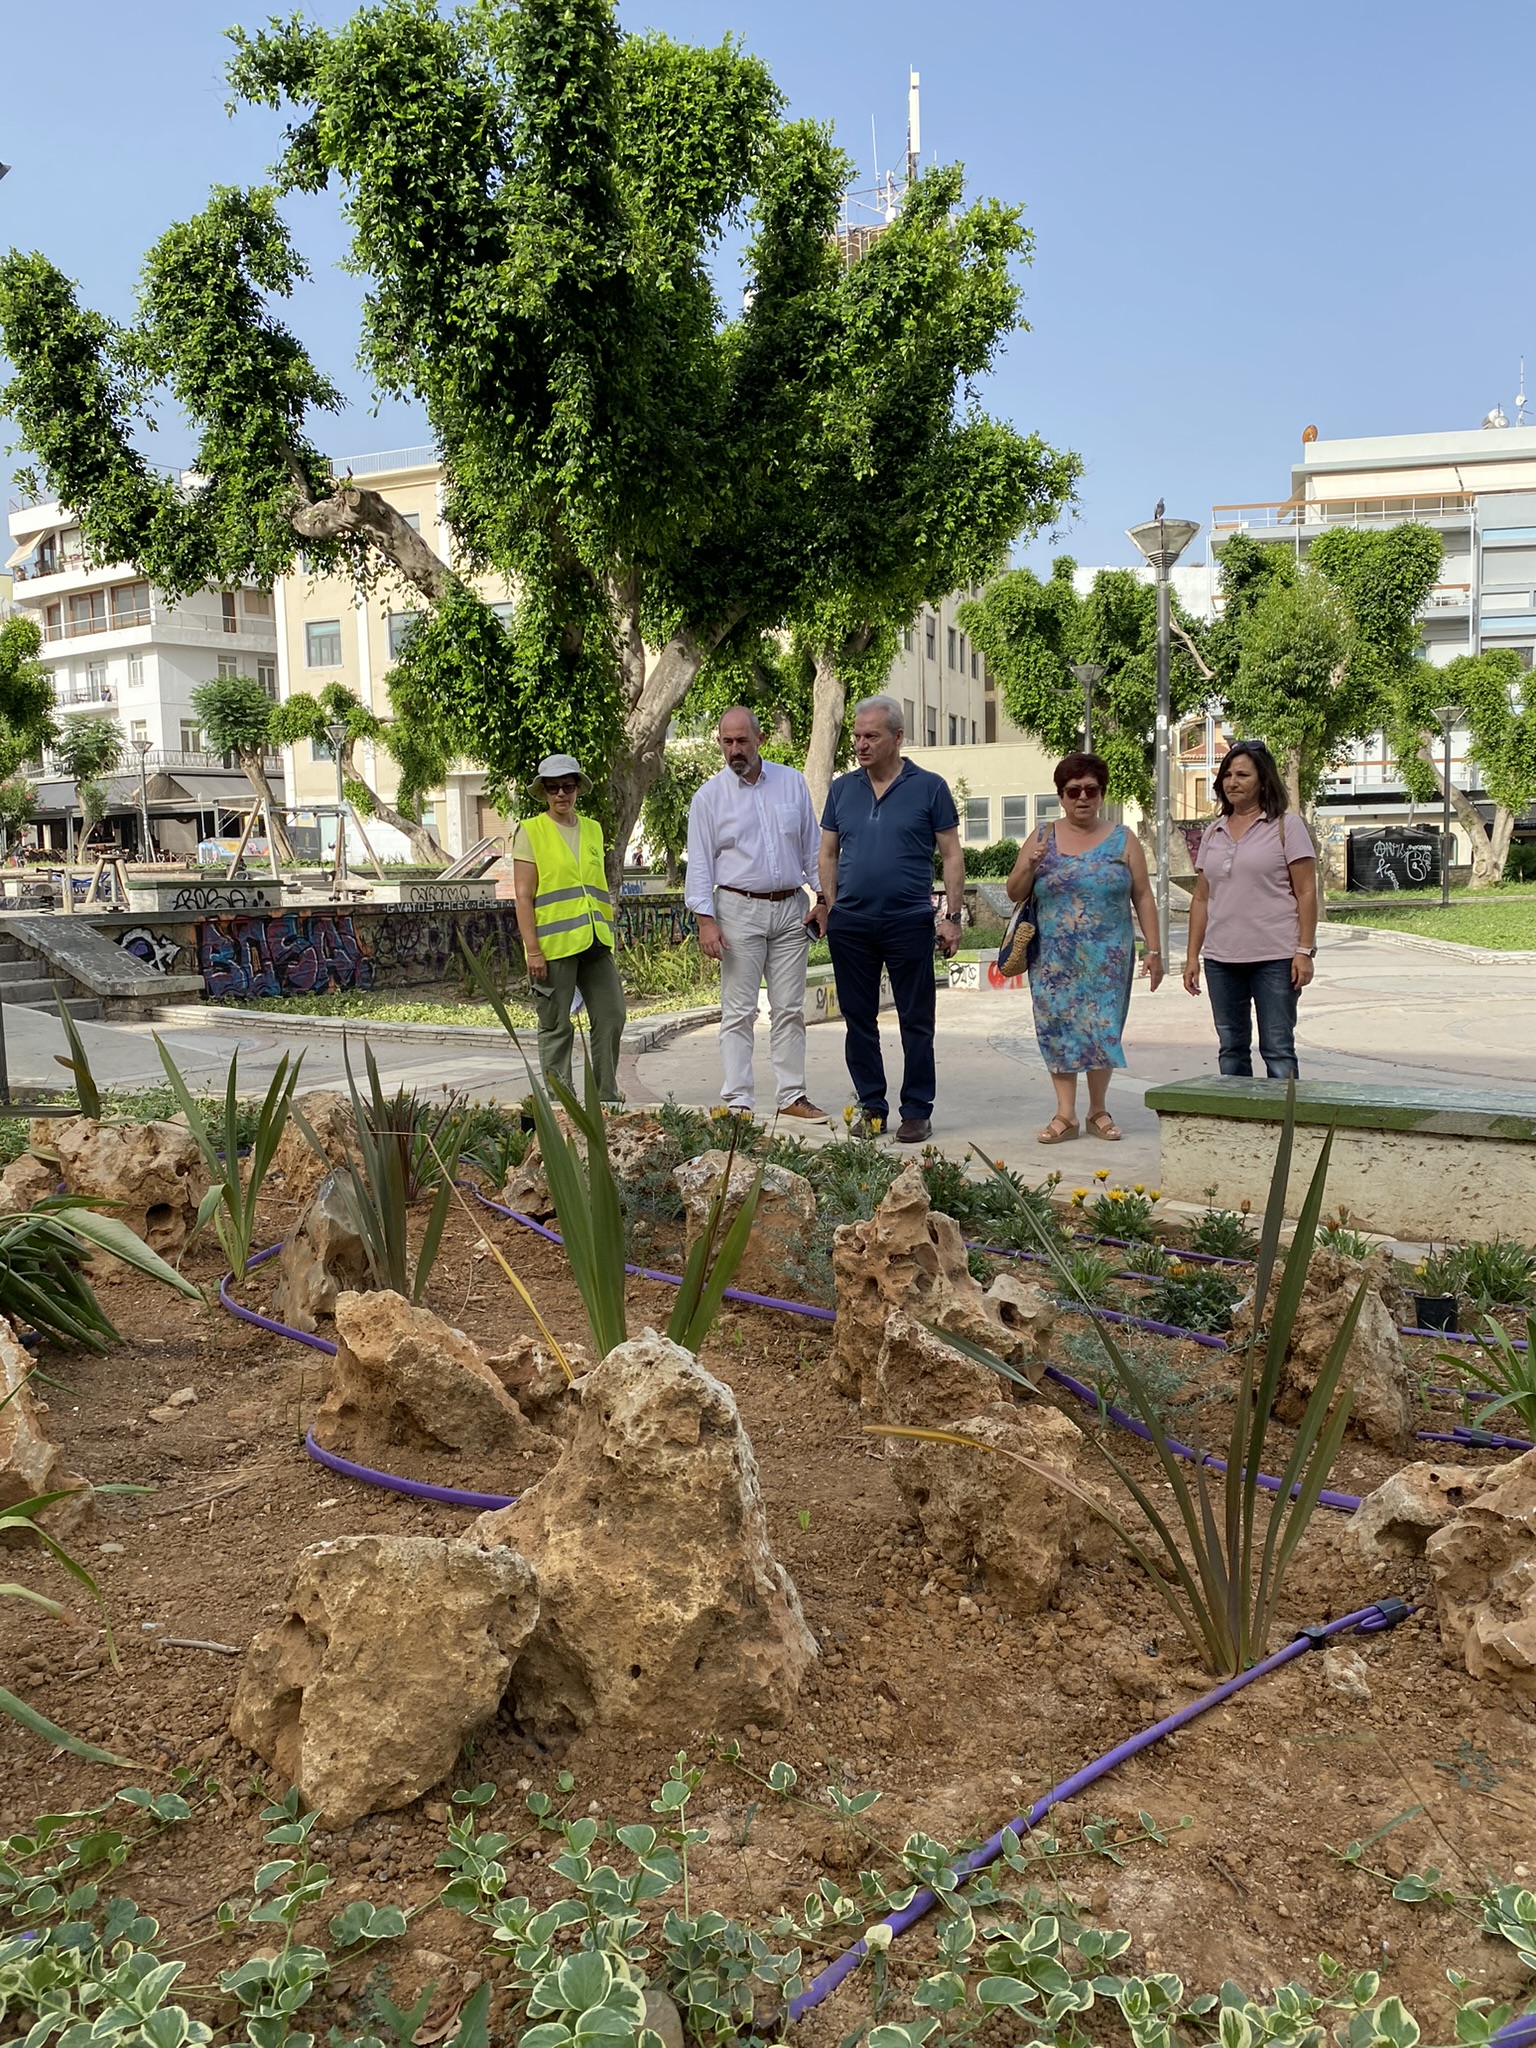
[
  {"xmin": 200, "ymin": 911, "xmax": 377, "ymax": 1000},
  {"xmin": 364, "ymin": 905, "xmax": 521, "ymax": 982},
  {"xmin": 615, "ymin": 896, "xmax": 696, "ymax": 947},
  {"xmin": 118, "ymin": 926, "xmax": 192, "ymax": 975}
]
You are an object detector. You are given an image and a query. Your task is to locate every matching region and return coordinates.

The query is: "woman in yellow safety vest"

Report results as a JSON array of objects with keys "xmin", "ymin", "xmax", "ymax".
[{"xmin": 511, "ymin": 754, "xmax": 627, "ymax": 1102}]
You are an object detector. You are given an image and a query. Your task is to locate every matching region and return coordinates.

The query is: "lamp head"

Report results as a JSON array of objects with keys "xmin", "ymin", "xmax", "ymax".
[
  {"xmin": 324, "ymin": 721, "xmax": 349, "ymax": 752},
  {"xmin": 1126, "ymin": 514, "xmax": 1200, "ymax": 574},
  {"xmin": 1432, "ymin": 704, "xmax": 1463, "ymax": 732},
  {"xmin": 133, "ymin": 735, "xmax": 151, "ymax": 756},
  {"xmin": 1069, "ymin": 662, "xmax": 1106, "ymax": 686}
]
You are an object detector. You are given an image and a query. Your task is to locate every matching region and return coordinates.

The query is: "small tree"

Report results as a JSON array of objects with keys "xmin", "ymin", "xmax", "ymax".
[
  {"xmin": 1390, "ymin": 650, "xmax": 1536, "ymax": 885},
  {"xmin": 189, "ymin": 675, "xmax": 295, "ymax": 860},
  {"xmin": 269, "ymin": 683, "xmax": 445, "ymax": 863},
  {"xmin": 0, "ymin": 616, "xmax": 58, "ymax": 776},
  {"xmin": 52, "ymin": 714, "xmax": 123, "ymax": 858},
  {"xmin": 0, "ymin": 778, "xmax": 36, "ymax": 856},
  {"xmin": 640, "ymin": 737, "xmax": 719, "ymax": 885}
]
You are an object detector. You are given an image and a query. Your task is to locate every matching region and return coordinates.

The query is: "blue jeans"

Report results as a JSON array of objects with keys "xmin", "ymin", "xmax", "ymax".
[
  {"xmin": 826, "ymin": 912, "xmax": 937, "ymax": 1122},
  {"xmin": 1204, "ymin": 957, "xmax": 1300, "ymax": 1078}
]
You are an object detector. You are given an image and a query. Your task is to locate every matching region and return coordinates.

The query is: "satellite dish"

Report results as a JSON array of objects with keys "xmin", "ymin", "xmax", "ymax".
[
  {"xmin": 1483, "ymin": 405, "xmax": 1510, "ymax": 429},
  {"xmin": 1301, "ymin": 424, "xmax": 1318, "ymax": 443}
]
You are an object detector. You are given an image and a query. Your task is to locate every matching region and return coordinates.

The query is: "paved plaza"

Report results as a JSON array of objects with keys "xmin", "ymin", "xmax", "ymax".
[{"xmin": 4, "ymin": 921, "xmax": 1533, "ymax": 1194}]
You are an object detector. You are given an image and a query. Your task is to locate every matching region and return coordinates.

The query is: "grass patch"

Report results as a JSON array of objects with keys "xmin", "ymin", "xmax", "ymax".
[
  {"xmin": 211, "ymin": 985, "xmax": 722, "ymax": 1029},
  {"xmin": 1330, "ymin": 897, "xmax": 1536, "ymax": 949}
]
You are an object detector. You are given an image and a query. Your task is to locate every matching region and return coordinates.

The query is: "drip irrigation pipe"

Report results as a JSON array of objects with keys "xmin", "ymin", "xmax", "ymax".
[
  {"xmin": 1418, "ymin": 1425, "xmax": 1535, "ymax": 1454},
  {"xmin": 1049, "ymin": 1295, "xmax": 1230, "ymax": 1350},
  {"xmin": 1044, "ymin": 1364, "xmax": 1364, "ymax": 1512},
  {"xmin": 1075, "ymin": 1230, "xmax": 1250, "ymax": 1270},
  {"xmin": 304, "ymin": 1430, "xmax": 517, "ymax": 1510},
  {"xmin": 786, "ymin": 1598, "xmax": 1413, "ymax": 2022},
  {"xmin": 1406, "ymin": 1322, "xmax": 1528, "ymax": 1352}
]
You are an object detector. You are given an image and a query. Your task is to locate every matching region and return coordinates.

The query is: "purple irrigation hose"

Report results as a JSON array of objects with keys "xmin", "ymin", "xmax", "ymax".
[
  {"xmin": 1489, "ymin": 2013, "xmax": 1536, "ymax": 2048},
  {"xmin": 1405, "ymin": 1322, "xmax": 1528, "ymax": 1352},
  {"xmin": 1051, "ymin": 1295, "xmax": 1230, "ymax": 1350},
  {"xmin": 1418, "ymin": 1425, "xmax": 1535, "ymax": 1453},
  {"xmin": 304, "ymin": 1429, "xmax": 517, "ymax": 1510},
  {"xmin": 1077, "ymin": 1230, "xmax": 1251, "ymax": 1270},
  {"xmin": 1044, "ymin": 1363, "xmax": 1364, "ymax": 1513},
  {"xmin": 220, "ymin": 1248, "xmax": 338, "ymax": 1355},
  {"xmin": 786, "ymin": 1598, "xmax": 1412, "ymax": 2022},
  {"xmin": 473, "ymin": 1192, "xmax": 837, "ymax": 1321}
]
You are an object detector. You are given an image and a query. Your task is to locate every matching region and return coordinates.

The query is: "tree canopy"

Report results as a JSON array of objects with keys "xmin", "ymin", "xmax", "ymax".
[
  {"xmin": 0, "ymin": 0, "xmax": 1074, "ymax": 872},
  {"xmin": 1390, "ymin": 648, "xmax": 1536, "ymax": 884},
  {"xmin": 0, "ymin": 616, "xmax": 57, "ymax": 780}
]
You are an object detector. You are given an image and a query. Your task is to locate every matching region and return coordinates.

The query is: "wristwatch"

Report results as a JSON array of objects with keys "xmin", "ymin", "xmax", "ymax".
[
  {"xmin": 1302, "ymin": 946, "xmax": 1317, "ymax": 957},
  {"xmin": 939, "ymin": 912, "xmax": 962, "ymax": 924}
]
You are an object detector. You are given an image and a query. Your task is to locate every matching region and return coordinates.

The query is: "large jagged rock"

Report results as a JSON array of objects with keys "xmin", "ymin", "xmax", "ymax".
[
  {"xmin": 1425, "ymin": 1448, "xmax": 1536, "ymax": 1696},
  {"xmin": 485, "ymin": 1335, "xmax": 592, "ymax": 1436},
  {"xmin": 1233, "ymin": 1246, "xmax": 1412, "ymax": 1449},
  {"xmin": 831, "ymin": 1162, "xmax": 1048, "ymax": 1404},
  {"xmin": 673, "ymin": 1150, "xmax": 817, "ymax": 1298},
  {"xmin": 1349, "ymin": 1460, "xmax": 1492, "ymax": 1560},
  {"xmin": 889, "ymin": 1402, "xmax": 1090, "ymax": 1616},
  {"xmin": 271, "ymin": 1171, "xmax": 371, "ymax": 1334},
  {"xmin": 33, "ymin": 1116, "xmax": 206, "ymax": 1255},
  {"xmin": 0, "ymin": 1320, "xmax": 90, "ymax": 1540},
  {"xmin": 473, "ymin": 1331, "xmax": 815, "ymax": 1742},
  {"xmin": 874, "ymin": 1311, "xmax": 1006, "ymax": 1431},
  {"xmin": 270, "ymin": 1091, "xmax": 358, "ymax": 1208},
  {"xmin": 0, "ymin": 1154, "xmax": 56, "ymax": 1216},
  {"xmin": 231, "ymin": 1535, "xmax": 537, "ymax": 1825},
  {"xmin": 502, "ymin": 1111, "xmax": 675, "ymax": 1217},
  {"xmin": 313, "ymin": 1291, "xmax": 554, "ymax": 1463}
]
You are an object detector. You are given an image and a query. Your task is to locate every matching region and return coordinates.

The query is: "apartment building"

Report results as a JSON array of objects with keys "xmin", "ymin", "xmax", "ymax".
[
  {"xmin": 4, "ymin": 494, "xmax": 283, "ymax": 853},
  {"xmin": 1213, "ymin": 416, "xmax": 1536, "ymax": 853}
]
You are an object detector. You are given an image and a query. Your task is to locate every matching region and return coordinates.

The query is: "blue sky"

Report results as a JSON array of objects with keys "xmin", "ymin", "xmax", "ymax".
[{"xmin": 4, "ymin": 0, "xmax": 1532, "ymax": 571}]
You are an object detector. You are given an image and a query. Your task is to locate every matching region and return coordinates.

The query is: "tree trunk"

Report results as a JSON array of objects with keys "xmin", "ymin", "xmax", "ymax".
[
  {"xmin": 238, "ymin": 750, "xmax": 296, "ymax": 863},
  {"xmin": 338, "ymin": 741, "xmax": 445, "ymax": 864},
  {"xmin": 803, "ymin": 651, "xmax": 846, "ymax": 820},
  {"xmin": 1417, "ymin": 739, "xmax": 1502, "ymax": 885}
]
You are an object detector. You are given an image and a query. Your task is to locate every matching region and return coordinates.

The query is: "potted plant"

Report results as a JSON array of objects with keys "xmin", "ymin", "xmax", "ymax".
[{"xmin": 1412, "ymin": 1246, "xmax": 1460, "ymax": 1332}]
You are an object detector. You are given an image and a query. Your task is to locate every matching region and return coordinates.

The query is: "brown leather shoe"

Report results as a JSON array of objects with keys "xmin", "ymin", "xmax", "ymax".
[
  {"xmin": 779, "ymin": 1097, "xmax": 828, "ymax": 1122},
  {"xmin": 896, "ymin": 1117, "xmax": 932, "ymax": 1143}
]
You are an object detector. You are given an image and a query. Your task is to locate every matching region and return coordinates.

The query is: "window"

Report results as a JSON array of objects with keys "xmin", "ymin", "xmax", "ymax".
[
  {"xmin": 387, "ymin": 610, "xmax": 423, "ymax": 660},
  {"xmin": 1483, "ymin": 546, "xmax": 1536, "ymax": 587},
  {"xmin": 902, "ymin": 626, "xmax": 913, "ymax": 652},
  {"xmin": 947, "ymin": 626, "xmax": 957, "ymax": 669},
  {"xmin": 44, "ymin": 603, "xmax": 62, "ymax": 640},
  {"xmin": 1037, "ymin": 793, "xmax": 1062, "ymax": 821},
  {"xmin": 180, "ymin": 721, "xmax": 203, "ymax": 754},
  {"xmin": 925, "ymin": 616, "xmax": 936, "ymax": 659},
  {"xmin": 129, "ymin": 720, "xmax": 148, "ymax": 745},
  {"xmin": 1002, "ymin": 796, "xmax": 1029, "ymax": 838},
  {"xmin": 221, "ymin": 590, "xmax": 238, "ymax": 633},
  {"xmin": 971, "ymin": 720, "xmax": 977, "ymax": 744},
  {"xmin": 243, "ymin": 588, "xmax": 274, "ymax": 619},
  {"xmin": 257, "ymin": 659, "xmax": 278, "ymax": 700},
  {"xmin": 490, "ymin": 601, "xmax": 515, "ymax": 631},
  {"xmin": 963, "ymin": 797, "xmax": 990, "ymax": 843},
  {"xmin": 86, "ymin": 662, "xmax": 108, "ymax": 702},
  {"xmin": 306, "ymin": 619, "xmax": 343, "ymax": 667},
  {"xmin": 971, "ymin": 650, "xmax": 979, "ymax": 680},
  {"xmin": 401, "ymin": 510, "xmax": 422, "ymax": 532},
  {"xmin": 959, "ymin": 633, "xmax": 967, "ymax": 667},
  {"xmin": 1194, "ymin": 776, "xmax": 1209, "ymax": 811},
  {"xmin": 127, "ymin": 653, "xmax": 144, "ymax": 689},
  {"xmin": 926, "ymin": 707, "xmax": 937, "ymax": 746},
  {"xmin": 985, "ymin": 700, "xmax": 996, "ymax": 743},
  {"xmin": 68, "ymin": 590, "xmax": 106, "ymax": 634},
  {"xmin": 903, "ymin": 698, "xmax": 915, "ymax": 736},
  {"xmin": 111, "ymin": 580, "xmax": 150, "ymax": 625},
  {"xmin": 311, "ymin": 736, "xmax": 338, "ymax": 764},
  {"xmin": 218, "ymin": 654, "xmax": 240, "ymax": 678},
  {"xmin": 947, "ymin": 714, "xmax": 958, "ymax": 745}
]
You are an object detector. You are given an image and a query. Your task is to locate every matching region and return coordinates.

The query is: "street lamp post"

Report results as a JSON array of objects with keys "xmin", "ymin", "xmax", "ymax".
[
  {"xmin": 325, "ymin": 721, "xmax": 350, "ymax": 886},
  {"xmin": 1433, "ymin": 704, "xmax": 1462, "ymax": 910},
  {"xmin": 1125, "ymin": 511, "xmax": 1201, "ymax": 963},
  {"xmin": 1068, "ymin": 662, "xmax": 1105, "ymax": 754},
  {"xmin": 133, "ymin": 735, "xmax": 153, "ymax": 862}
]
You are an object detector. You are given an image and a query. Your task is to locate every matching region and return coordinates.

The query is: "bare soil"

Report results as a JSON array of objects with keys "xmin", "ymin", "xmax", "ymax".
[{"xmin": 2, "ymin": 1193, "xmax": 1532, "ymax": 2040}]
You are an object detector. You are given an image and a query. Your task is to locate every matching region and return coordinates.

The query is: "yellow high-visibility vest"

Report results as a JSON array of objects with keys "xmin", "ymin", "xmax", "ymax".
[{"xmin": 522, "ymin": 812, "xmax": 614, "ymax": 958}]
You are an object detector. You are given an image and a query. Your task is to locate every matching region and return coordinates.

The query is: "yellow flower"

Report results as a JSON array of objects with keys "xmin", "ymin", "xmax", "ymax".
[
  {"xmin": 1148, "ymin": 1188, "xmax": 1161, "ymax": 1202},
  {"xmin": 1071, "ymin": 1189, "xmax": 1087, "ymax": 1205},
  {"xmin": 1133, "ymin": 1183, "xmax": 1145, "ymax": 1195},
  {"xmin": 1109, "ymin": 1188, "xmax": 1126, "ymax": 1202},
  {"xmin": 1415, "ymin": 1260, "xmax": 1428, "ymax": 1276},
  {"xmin": 870, "ymin": 1117, "xmax": 884, "ymax": 1135},
  {"xmin": 1168, "ymin": 1261, "xmax": 1186, "ymax": 1278},
  {"xmin": 843, "ymin": 1105, "xmax": 855, "ymax": 1127},
  {"xmin": 1094, "ymin": 1168, "xmax": 1110, "ymax": 1182}
]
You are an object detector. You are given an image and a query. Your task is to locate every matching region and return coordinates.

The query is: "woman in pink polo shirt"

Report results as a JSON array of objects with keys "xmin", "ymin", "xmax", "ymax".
[{"xmin": 1182, "ymin": 741, "xmax": 1318, "ymax": 1078}]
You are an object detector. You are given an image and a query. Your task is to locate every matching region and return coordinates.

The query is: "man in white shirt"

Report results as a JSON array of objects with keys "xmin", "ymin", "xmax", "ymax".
[{"xmin": 685, "ymin": 707, "xmax": 827, "ymax": 1120}]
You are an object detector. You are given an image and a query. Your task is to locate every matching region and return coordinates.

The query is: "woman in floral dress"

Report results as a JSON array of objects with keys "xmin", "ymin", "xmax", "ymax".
[{"xmin": 1004, "ymin": 752, "xmax": 1163, "ymax": 1142}]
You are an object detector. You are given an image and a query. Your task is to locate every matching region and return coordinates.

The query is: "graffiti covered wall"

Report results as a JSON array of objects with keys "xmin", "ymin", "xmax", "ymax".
[{"xmin": 105, "ymin": 901, "xmax": 527, "ymax": 1001}]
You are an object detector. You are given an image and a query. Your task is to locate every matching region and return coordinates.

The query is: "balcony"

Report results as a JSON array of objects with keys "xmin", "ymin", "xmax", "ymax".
[
  {"xmin": 55, "ymin": 682, "xmax": 116, "ymax": 707},
  {"xmin": 1213, "ymin": 493, "xmax": 1475, "ymax": 534},
  {"xmin": 42, "ymin": 605, "xmax": 151, "ymax": 641},
  {"xmin": 1422, "ymin": 583, "xmax": 1471, "ymax": 611}
]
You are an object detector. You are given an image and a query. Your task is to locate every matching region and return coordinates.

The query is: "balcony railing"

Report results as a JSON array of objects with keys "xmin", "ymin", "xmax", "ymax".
[
  {"xmin": 1423, "ymin": 583, "xmax": 1472, "ymax": 609},
  {"xmin": 55, "ymin": 683, "xmax": 116, "ymax": 706},
  {"xmin": 14, "ymin": 554, "xmax": 87, "ymax": 582},
  {"xmin": 36, "ymin": 605, "xmax": 273, "ymax": 644},
  {"xmin": 42, "ymin": 606, "xmax": 151, "ymax": 641},
  {"xmin": 326, "ymin": 444, "xmax": 438, "ymax": 477},
  {"xmin": 1213, "ymin": 493, "xmax": 1475, "ymax": 532}
]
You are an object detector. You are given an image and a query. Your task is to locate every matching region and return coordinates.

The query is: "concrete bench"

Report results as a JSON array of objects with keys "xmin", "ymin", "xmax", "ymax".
[{"xmin": 1143, "ymin": 1076, "xmax": 1536, "ymax": 1240}]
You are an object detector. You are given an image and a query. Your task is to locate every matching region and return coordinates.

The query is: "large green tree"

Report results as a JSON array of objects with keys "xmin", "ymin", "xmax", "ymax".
[
  {"xmin": 959, "ymin": 557, "xmax": 1210, "ymax": 838},
  {"xmin": 1389, "ymin": 649, "xmax": 1536, "ymax": 885},
  {"xmin": 0, "ymin": 616, "xmax": 58, "ymax": 777},
  {"xmin": 0, "ymin": 0, "xmax": 1073, "ymax": 882},
  {"xmin": 189, "ymin": 676, "xmax": 295, "ymax": 860},
  {"xmin": 1206, "ymin": 526, "xmax": 1443, "ymax": 811}
]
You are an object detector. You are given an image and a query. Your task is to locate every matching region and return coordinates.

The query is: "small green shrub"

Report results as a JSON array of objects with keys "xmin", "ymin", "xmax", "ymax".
[
  {"xmin": 1061, "ymin": 1248, "xmax": 1118, "ymax": 1307},
  {"xmin": 1188, "ymin": 1190, "xmax": 1256, "ymax": 1258},
  {"xmin": 958, "ymin": 837, "xmax": 1019, "ymax": 878},
  {"xmin": 1457, "ymin": 1236, "xmax": 1536, "ymax": 1309},
  {"xmin": 1145, "ymin": 1265, "xmax": 1244, "ymax": 1334},
  {"xmin": 1080, "ymin": 1182, "xmax": 1161, "ymax": 1242},
  {"xmin": 1317, "ymin": 1207, "xmax": 1373, "ymax": 1260}
]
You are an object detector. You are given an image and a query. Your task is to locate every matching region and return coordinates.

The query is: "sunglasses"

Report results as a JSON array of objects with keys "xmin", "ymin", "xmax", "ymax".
[
  {"xmin": 1062, "ymin": 782, "xmax": 1102, "ymax": 799},
  {"xmin": 542, "ymin": 777, "xmax": 580, "ymax": 794}
]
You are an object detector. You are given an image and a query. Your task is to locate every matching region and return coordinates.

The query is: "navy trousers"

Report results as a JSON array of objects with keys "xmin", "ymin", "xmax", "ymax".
[
  {"xmin": 827, "ymin": 912, "xmax": 938, "ymax": 1123},
  {"xmin": 1204, "ymin": 956, "xmax": 1300, "ymax": 1078}
]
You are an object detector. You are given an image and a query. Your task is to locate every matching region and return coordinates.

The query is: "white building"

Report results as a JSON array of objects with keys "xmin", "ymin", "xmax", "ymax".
[{"xmin": 4, "ymin": 494, "xmax": 282, "ymax": 853}]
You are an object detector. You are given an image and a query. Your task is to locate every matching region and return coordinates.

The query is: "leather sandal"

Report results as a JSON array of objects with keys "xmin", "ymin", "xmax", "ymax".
[
  {"xmin": 1037, "ymin": 1115, "xmax": 1080, "ymax": 1144},
  {"xmin": 1086, "ymin": 1110, "xmax": 1122, "ymax": 1141}
]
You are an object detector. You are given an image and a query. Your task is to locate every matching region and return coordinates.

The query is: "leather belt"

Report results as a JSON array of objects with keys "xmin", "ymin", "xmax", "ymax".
[{"xmin": 718, "ymin": 885, "xmax": 800, "ymax": 902}]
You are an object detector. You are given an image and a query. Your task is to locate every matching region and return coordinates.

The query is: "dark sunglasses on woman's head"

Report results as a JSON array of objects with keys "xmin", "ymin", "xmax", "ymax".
[
  {"xmin": 1062, "ymin": 781, "xmax": 1102, "ymax": 799},
  {"xmin": 1223, "ymin": 741, "xmax": 1271, "ymax": 760},
  {"xmin": 542, "ymin": 776, "xmax": 580, "ymax": 793}
]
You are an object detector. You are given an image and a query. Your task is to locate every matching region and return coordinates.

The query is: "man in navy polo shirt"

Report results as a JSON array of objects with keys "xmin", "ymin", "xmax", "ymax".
[{"xmin": 818, "ymin": 693, "xmax": 964, "ymax": 1143}]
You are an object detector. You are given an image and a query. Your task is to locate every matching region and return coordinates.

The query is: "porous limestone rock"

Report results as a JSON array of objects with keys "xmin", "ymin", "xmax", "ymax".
[
  {"xmin": 33, "ymin": 1116, "xmax": 206, "ymax": 1254},
  {"xmin": 1349, "ymin": 1459, "xmax": 1491, "ymax": 1560},
  {"xmin": 1233, "ymin": 1247, "xmax": 1412, "ymax": 1449},
  {"xmin": 887, "ymin": 1400, "xmax": 1088, "ymax": 1615},
  {"xmin": 0, "ymin": 1153, "xmax": 56, "ymax": 1215},
  {"xmin": 1425, "ymin": 1448, "xmax": 1536, "ymax": 1696},
  {"xmin": 503, "ymin": 1111, "xmax": 675, "ymax": 1218},
  {"xmin": 473, "ymin": 1330, "xmax": 815, "ymax": 1741},
  {"xmin": 983, "ymin": 1272, "xmax": 1057, "ymax": 1364},
  {"xmin": 874, "ymin": 1310, "xmax": 1005, "ymax": 1431},
  {"xmin": 485, "ymin": 1335, "xmax": 591, "ymax": 1435},
  {"xmin": 673, "ymin": 1150, "xmax": 817, "ymax": 1298},
  {"xmin": 831, "ymin": 1162, "xmax": 1040, "ymax": 1404},
  {"xmin": 231, "ymin": 1535, "xmax": 537, "ymax": 1825},
  {"xmin": 271, "ymin": 1171, "xmax": 371, "ymax": 1334},
  {"xmin": 0, "ymin": 1320, "xmax": 90, "ymax": 1539},
  {"xmin": 313, "ymin": 1290, "xmax": 553, "ymax": 1463},
  {"xmin": 270, "ymin": 1091, "xmax": 358, "ymax": 1208}
]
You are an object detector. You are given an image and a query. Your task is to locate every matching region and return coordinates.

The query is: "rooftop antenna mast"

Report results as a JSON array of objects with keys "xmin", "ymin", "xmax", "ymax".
[
  {"xmin": 906, "ymin": 69, "xmax": 921, "ymax": 186},
  {"xmin": 1519, "ymin": 357, "xmax": 1528, "ymax": 428},
  {"xmin": 841, "ymin": 69, "xmax": 922, "ymax": 244}
]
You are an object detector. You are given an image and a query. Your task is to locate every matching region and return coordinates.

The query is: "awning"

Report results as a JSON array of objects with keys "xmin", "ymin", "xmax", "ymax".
[{"xmin": 4, "ymin": 540, "xmax": 36, "ymax": 572}]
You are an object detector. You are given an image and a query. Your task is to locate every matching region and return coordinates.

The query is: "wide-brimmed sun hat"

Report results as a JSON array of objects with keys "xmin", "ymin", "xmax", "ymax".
[{"xmin": 535, "ymin": 753, "xmax": 590, "ymax": 791}]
